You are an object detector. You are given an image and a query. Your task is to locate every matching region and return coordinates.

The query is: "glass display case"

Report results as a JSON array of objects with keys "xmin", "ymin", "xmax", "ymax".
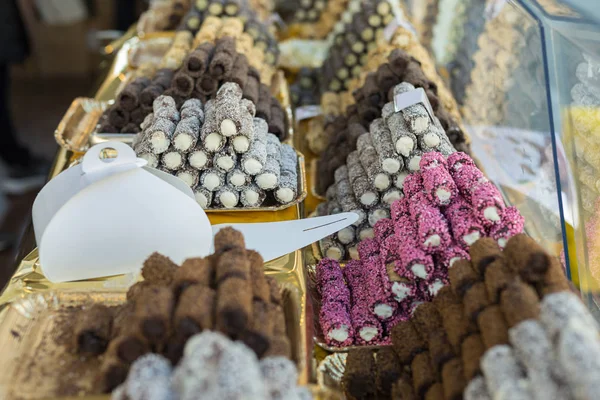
[{"xmin": 430, "ymin": 0, "xmax": 600, "ymax": 315}]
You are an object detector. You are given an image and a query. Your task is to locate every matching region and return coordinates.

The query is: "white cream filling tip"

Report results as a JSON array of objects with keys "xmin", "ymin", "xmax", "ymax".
[
  {"xmin": 383, "ymin": 159, "xmax": 401, "ymax": 174},
  {"xmin": 219, "ymin": 192, "xmax": 238, "ymax": 208},
  {"xmin": 359, "ymin": 327, "xmax": 378, "ymax": 342},
  {"xmin": 464, "ymin": 231, "xmax": 481, "ymax": 245},
  {"xmin": 424, "ymin": 234, "xmax": 441, "ymax": 247},
  {"xmin": 411, "ymin": 264, "xmax": 428, "ymax": 279},
  {"xmin": 327, "ymin": 325, "xmax": 349, "ymax": 342},
  {"xmin": 220, "ymin": 119, "xmax": 237, "ymax": 137},
  {"xmin": 325, "ymin": 247, "xmax": 343, "ymax": 260},
  {"xmin": 436, "ymin": 188, "xmax": 451, "ymax": 203},
  {"xmin": 484, "ymin": 206, "xmax": 501, "ymax": 222},
  {"xmin": 374, "ymin": 304, "xmax": 394, "ymax": 319},
  {"xmin": 396, "ymin": 137, "xmax": 414, "ymax": 157},
  {"xmin": 233, "ymin": 136, "xmax": 250, "ymax": 152},
  {"xmin": 244, "ymin": 159, "xmax": 263, "ymax": 175},
  {"xmin": 277, "ymin": 188, "xmax": 294, "ymax": 203}
]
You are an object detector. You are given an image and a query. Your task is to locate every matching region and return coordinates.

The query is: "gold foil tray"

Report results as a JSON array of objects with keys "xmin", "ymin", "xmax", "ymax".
[
  {"xmin": 310, "ymin": 158, "xmax": 327, "ymax": 201},
  {"xmin": 0, "ymin": 280, "xmax": 307, "ymax": 399},
  {"xmin": 306, "ymin": 263, "xmax": 386, "ymax": 353},
  {"xmin": 317, "ymin": 353, "xmax": 346, "ymax": 393},
  {"xmin": 127, "ymin": 34, "xmax": 173, "ymax": 69},
  {"xmin": 54, "ymin": 98, "xmax": 108, "ymax": 153}
]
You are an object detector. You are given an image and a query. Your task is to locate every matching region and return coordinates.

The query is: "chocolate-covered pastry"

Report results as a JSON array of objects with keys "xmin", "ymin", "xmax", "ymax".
[
  {"xmin": 98, "ymin": 356, "xmax": 129, "ymax": 393},
  {"xmin": 469, "ymin": 238, "xmax": 502, "ymax": 276},
  {"xmin": 391, "ymin": 321, "xmax": 426, "ymax": 364},
  {"xmin": 266, "ymin": 275, "xmax": 282, "ymax": 305},
  {"xmin": 424, "ymin": 383, "xmax": 443, "ymax": 400},
  {"xmin": 241, "ymin": 300, "xmax": 273, "ymax": 357},
  {"xmin": 412, "ymin": 303, "xmax": 443, "ymax": 338},
  {"xmin": 392, "ymin": 377, "xmax": 416, "ymax": 400},
  {"xmin": 449, "ymin": 259, "xmax": 479, "ymax": 296},
  {"xmin": 74, "ymin": 304, "xmax": 113, "ymax": 355},
  {"xmin": 135, "ymin": 286, "xmax": 175, "ymax": 345},
  {"xmin": 477, "ymin": 305, "xmax": 509, "ymax": 349},
  {"xmin": 243, "ymin": 68, "xmax": 260, "ymax": 104},
  {"xmin": 375, "ymin": 347, "xmax": 402, "ymax": 397},
  {"xmin": 433, "ymin": 286, "xmax": 474, "ymax": 352},
  {"xmin": 106, "ymin": 320, "xmax": 149, "ymax": 364},
  {"xmin": 209, "ymin": 37, "xmax": 236, "ymax": 79},
  {"xmin": 230, "ymin": 53, "xmax": 249, "ymax": 88},
  {"xmin": 463, "ymin": 282, "xmax": 491, "ymax": 321},
  {"xmin": 172, "ymin": 257, "xmax": 214, "ymax": 297},
  {"xmin": 174, "ymin": 284, "xmax": 216, "ymax": 337},
  {"xmin": 184, "ymin": 42, "xmax": 214, "ymax": 78},
  {"xmin": 171, "ymin": 72, "xmax": 195, "ymax": 97},
  {"xmin": 500, "ymin": 280, "xmax": 540, "ymax": 328},
  {"xmin": 117, "ymin": 77, "xmax": 151, "ymax": 111},
  {"xmin": 427, "ymin": 331, "xmax": 455, "ymax": 374},
  {"xmin": 108, "ymin": 106, "xmax": 130, "ymax": 129},
  {"xmin": 411, "ymin": 352, "xmax": 436, "ymax": 398},
  {"xmin": 141, "ymin": 253, "xmax": 179, "ymax": 285},
  {"xmin": 215, "ymin": 247, "xmax": 249, "ymax": 283},
  {"xmin": 462, "ymin": 334, "xmax": 485, "ymax": 380},
  {"xmin": 256, "ymin": 84, "xmax": 272, "ymax": 121},
  {"xmin": 248, "ymin": 250, "xmax": 270, "ymax": 304},
  {"xmin": 442, "ymin": 357, "xmax": 466, "ymax": 400},
  {"xmin": 484, "ymin": 258, "xmax": 515, "ymax": 303},
  {"xmin": 216, "ymin": 277, "xmax": 252, "ymax": 336},
  {"xmin": 214, "ymin": 226, "xmax": 245, "ymax": 253},
  {"xmin": 343, "ymin": 349, "xmax": 376, "ymax": 400}
]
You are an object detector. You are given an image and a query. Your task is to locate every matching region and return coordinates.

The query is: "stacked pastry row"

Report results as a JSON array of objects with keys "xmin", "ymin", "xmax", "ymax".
[
  {"xmin": 319, "ymin": 0, "xmax": 396, "ymax": 93},
  {"xmin": 340, "ymin": 235, "xmax": 589, "ymax": 400},
  {"xmin": 70, "ymin": 228, "xmax": 290, "ymax": 393},
  {"xmin": 132, "ymin": 90, "xmax": 298, "ymax": 209},
  {"xmin": 314, "ymin": 151, "xmax": 524, "ymax": 347},
  {"xmin": 98, "ymin": 22, "xmax": 286, "ymax": 138},
  {"xmin": 290, "ymin": 68, "xmax": 320, "ymax": 108},
  {"xmin": 111, "ymin": 335, "xmax": 309, "ymax": 400},
  {"xmin": 314, "ymin": 55, "xmax": 468, "ymax": 194}
]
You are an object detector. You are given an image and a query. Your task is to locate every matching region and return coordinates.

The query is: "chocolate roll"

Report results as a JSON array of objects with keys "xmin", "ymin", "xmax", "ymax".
[
  {"xmin": 500, "ymin": 280, "xmax": 540, "ymax": 328},
  {"xmin": 98, "ymin": 356, "xmax": 129, "ymax": 393},
  {"xmin": 484, "ymin": 259, "xmax": 515, "ymax": 303},
  {"xmin": 108, "ymin": 106, "xmax": 130, "ymax": 129},
  {"xmin": 153, "ymin": 95, "xmax": 180, "ymax": 123},
  {"xmin": 263, "ymin": 334, "xmax": 292, "ymax": 358},
  {"xmin": 145, "ymin": 118, "xmax": 177, "ymax": 155},
  {"xmin": 375, "ymin": 347, "xmax": 402, "ymax": 397},
  {"xmin": 424, "ymin": 383, "xmax": 443, "ymax": 400},
  {"xmin": 172, "ymin": 256, "xmax": 214, "ymax": 296},
  {"xmin": 214, "ymin": 185, "xmax": 239, "ymax": 207},
  {"xmin": 141, "ymin": 253, "xmax": 179, "ymax": 285},
  {"xmin": 194, "ymin": 187, "xmax": 213, "ymax": 208},
  {"xmin": 200, "ymin": 100, "xmax": 226, "ymax": 152},
  {"xmin": 184, "ymin": 42, "xmax": 214, "ymax": 78},
  {"xmin": 376, "ymin": 64, "xmax": 400, "ymax": 95},
  {"xmin": 230, "ymin": 53, "xmax": 249, "ymax": 88},
  {"xmin": 392, "ymin": 377, "xmax": 417, "ymax": 400},
  {"xmin": 433, "ymin": 287, "xmax": 475, "ymax": 352},
  {"xmin": 74, "ymin": 304, "xmax": 113, "ymax": 355},
  {"xmin": 256, "ymin": 84, "xmax": 272, "ymax": 121},
  {"xmin": 117, "ymin": 77, "xmax": 150, "ymax": 111},
  {"xmin": 171, "ymin": 71, "xmax": 195, "ymax": 97},
  {"xmin": 469, "ymin": 238, "xmax": 502, "ymax": 277},
  {"xmin": 403, "ymin": 61, "xmax": 431, "ymax": 91},
  {"xmin": 126, "ymin": 281, "xmax": 153, "ymax": 303},
  {"xmin": 462, "ymin": 334, "xmax": 485, "ymax": 380},
  {"xmin": 388, "ymin": 49, "xmax": 411, "ymax": 77},
  {"xmin": 463, "ymin": 282, "xmax": 491, "ymax": 321},
  {"xmin": 427, "ymin": 331, "xmax": 455, "ymax": 374},
  {"xmin": 503, "ymin": 234, "xmax": 557, "ymax": 284},
  {"xmin": 240, "ymin": 183, "xmax": 266, "ymax": 207},
  {"xmin": 449, "ymin": 259, "xmax": 479, "ymax": 296},
  {"xmin": 269, "ymin": 99, "xmax": 287, "ymax": 140},
  {"xmin": 216, "ymin": 276, "xmax": 252, "ymax": 336},
  {"xmin": 140, "ymin": 85, "xmax": 165, "ymax": 111},
  {"xmin": 209, "ymin": 37, "xmax": 236, "ymax": 79},
  {"xmin": 412, "ymin": 303, "xmax": 443, "ymax": 338},
  {"xmin": 343, "ymin": 349, "xmax": 377, "ymax": 400},
  {"xmin": 173, "ymin": 116, "xmax": 201, "ymax": 152},
  {"xmin": 196, "ymin": 74, "xmax": 219, "ymax": 96},
  {"xmin": 243, "ymin": 69, "xmax": 260, "ymax": 104},
  {"xmin": 441, "ymin": 357, "xmax": 466, "ymax": 400},
  {"xmin": 275, "ymin": 144, "xmax": 298, "ymax": 204},
  {"xmin": 247, "ymin": 250, "xmax": 269, "ymax": 303},
  {"xmin": 412, "ymin": 352, "xmax": 436, "ymax": 398},
  {"xmin": 347, "ymin": 150, "xmax": 379, "ymax": 207},
  {"xmin": 241, "ymin": 300, "xmax": 273, "ymax": 357},
  {"xmin": 391, "ymin": 321, "xmax": 426, "ymax": 364},
  {"xmin": 174, "ymin": 284, "xmax": 216, "ymax": 337},
  {"xmin": 537, "ymin": 261, "xmax": 570, "ymax": 296},
  {"xmin": 214, "ymin": 226, "xmax": 245, "ymax": 253},
  {"xmin": 135, "ymin": 286, "xmax": 175, "ymax": 345},
  {"xmin": 477, "ymin": 305, "xmax": 509, "ymax": 349},
  {"xmin": 215, "ymin": 247, "xmax": 249, "ymax": 283}
]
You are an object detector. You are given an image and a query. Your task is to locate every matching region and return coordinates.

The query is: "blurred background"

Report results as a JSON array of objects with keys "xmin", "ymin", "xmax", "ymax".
[{"xmin": 0, "ymin": 0, "xmax": 149, "ymax": 284}]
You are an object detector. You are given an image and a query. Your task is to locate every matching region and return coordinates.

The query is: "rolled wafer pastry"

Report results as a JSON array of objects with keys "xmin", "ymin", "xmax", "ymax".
[
  {"xmin": 444, "ymin": 196, "xmax": 485, "ymax": 248},
  {"xmin": 107, "ymin": 106, "xmax": 129, "ymax": 128},
  {"xmin": 409, "ymin": 192, "xmax": 452, "ymax": 253},
  {"xmin": 418, "ymin": 124, "xmax": 454, "ymax": 155},
  {"xmin": 347, "ymin": 151, "xmax": 379, "ymax": 207},
  {"xmin": 489, "ymin": 206, "xmax": 524, "ymax": 248},
  {"xmin": 470, "ymin": 182, "xmax": 506, "ymax": 227},
  {"xmin": 343, "ymin": 349, "xmax": 376, "ymax": 399},
  {"xmin": 213, "ymin": 146, "xmax": 237, "ymax": 173},
  {"xmin": 256, "ymin": 84, "xmax": 272, "ymax": 121},
  {"xmin": 171, "ymin": 71, "xmax": 195, "ymax": 97},
  {"xmin": 269, "ymin": 99, "xmax": 287, "ymax": 140},
  {"xmin": 406, "ymin": 148, "xmax": 424, "ymax": 172},
  {"xmin": 275, "ymin": 144, "xmax": 298, "ymax": 204},
  {"xmin": 464, "ymin": 282, "xmax": 491, "ymax": 321},
  {"xmin": 484, "ymin": 259, "xmax": 515, "ymax": 303},
  {"xmin": 194, "ymin": 187, "xmax": 213, "ymax": 208},
  {"xmin": 412, "ymin": 352, "xmax": 436, "ymax": 398},
  {"xmin": 174, "ymin": 284, "xmax": 216, "ymax": 337},
  {"xmin": 359, "ymin": 140, "xmax": 391, "ymax": 191},
  {"xmin": 135, "ymin": 286, "xmax": 175, "ymax": 345},
  {"xmin": 173, "ymin": 116, "xmax": 201, "ymax": 152},
  {"xmin": 442, "ymin": 357, "xmax": 467, "ymax": 399},
  {"xmin": 243, "ymin": 68, "xmax": 260, "ymax": 104},
  {"xmin": 433, "ymin": 286, "xmax": 476, "ymax": 352},
  {"xmin": 392, "ymin": 377, "xmax": 417, "ymax": 400},
  {"xmin": 216, "ymin": 83, "xmax": 244, "ymax": 137},
  {"xmin": 320, "ymin": 235, "xmax": 345, "ymax": 261},
  {"xmin": 162, "ymin": 149, "xmax": 185, "ymax": 170},
  {"xmin": 176, "ymin": 167, "xmax": 200, "ymax": 187},
  {"xmin": 370, "ymin": 118, "xmax": 403, "ymax": 174},
  {"xmin": 449, "ymin": 259, "xmax": 479, "ymax": 296},
  {"xmin": 394, "ymin": 213, "xmax": 435, "ymax": 279},
  {"xmin": 376, "ymin": 64, "xmax": 400, "ymax": 95},
  {"xmin": 227, "ymin": 168, "xmax": 249, "ymax": 188},
  {"xmin": 152, "ymin": 95, "xmax": 179, "ymax": 123},
  {"xmin": 239, "ymin": 183, "xmax": 266, "ymax": 207},
  {"xmin": 334, "ymin": 166, "xmax": 367, "ymax": 227},
  {"xmin": 478, "ymin": 305, "xmax": 509, "ymax": 349},
  {"xmin": 180, "ymin": 98, "xmax": 204, "ymax": 122},
  {"xmin": 500, "ymin": 280, "xmax": 540, "ymax": 328},
  {"xmin": 200, "ymin": 100, "xmax": 226, "ymax": 152},
  {"xmin": 140, "ymin": 85, "xmax": 165, "ymax": 111},
  {"xmin": 230, "ymin": 53, "xmax": 249, "ymax": 88},
  {"xmin": 394, "ymin": 171, "xmax": 409, "ymax": 190},
  {"xmin": 74, "ymin": 304, "xmax": 112, "ymax": 355},
  {"xmin": 200, "ymin": 168, "xmax": 225, "ymax": 191},
  {"xmin": 368, "ymin": 206, "xmax": 389, "ymax": 227},
  {"xmin": 465, "ymin": 376, "xmax": 491, "ymax": 400},
  {"xmin": 232, "ymin": 112, "xmax": 254, "ymax": 153},
  {"xmin": 241, "ymin": 118, "xmax": 268, "ymax": 175},
  {"xmin": 117, "ymin": 77, "xmax": 150, "ymax": 111},
  {"xmin": 216, "ymin": 277, "xmax": 252, "ymax": 335},
  {"xmin": 188, "ymin": 148, "xmax": 211, "ymax": 169},
  {"xmin": 196, "ymin": 73, "xmax": 219, "ymax": 96},
  {"xmin": 241, "ymin": 300, "xmax": 273, "ymax": 357},
  {"xmin": 214, "ymin": 185, "xmax": 240, "ymax": 208},
  {"xmin": 183, "ymin": 43, "xmax": 213, "ymax": 78},
  {"xmin": 145, "ymin": 118, "xmax": 177, "ymax": 154},
  {"xmin": 98, "ymin": 355, "xmax": 129, "ymax": 392},
  {"xmin": 256, "ymin": 133, "xmax": 281, "ymax": 190},
  {"xmin": 209, "ymin": 37, "xmax": 236, "ymax": 79},
  {"xmin": 382, "ymin": 188, "xmax": 402, "ymax": 205},
  {"xmin": 392, "ymin": 83, "xmax": 432, "ymax": 134},
  {"xmin": 420, "ymin": 152, "xmax": 457, "ymax": 206},
  {"xmin": 469, "ymin": 238, "xmax": 502, "ymax": 276}
]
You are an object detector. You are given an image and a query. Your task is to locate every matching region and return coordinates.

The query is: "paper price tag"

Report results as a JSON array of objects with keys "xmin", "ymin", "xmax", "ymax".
[
  {"xmin": 393, "ymin": 88, "xmax": 435, "ymax": 122},
  {"xmin": 295, "ymin": 105, "xmax": 322, "ymax": 121}
]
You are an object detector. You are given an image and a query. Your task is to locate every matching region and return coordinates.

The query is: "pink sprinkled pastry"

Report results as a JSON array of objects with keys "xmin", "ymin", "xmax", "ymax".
[
  {"xmin": 362, "ymin": 255, "xmax": 397, "ymax": 321},
  {"xmin": 447, "ymin": 151, "xmax": 476, "ymax": 172},
  {"xmin": 395, "ymin": 214, "xmax": 436, "ymax": 279},
  {"xmin": 373, "ymin": 218, "xmax": 395, "ymax": 243},
  {"xmin": 403, "ymin": 173, "xmax": 425, "ymax": 199},
  {"xmin": 451, "ymin": 165, "xmax": 487, "ymax": 201},
  {"xmin": 350, "ymin": 302, "xmax": 383, "ymax": 345},
  {"xmin": 357, "ymin": 238, "xmax": 381, "ymax": 260},
  {"xmin": 421, "ymin": 164, "xmax": 457, "ymax": 206},
  {"xmin": 419, "ymin": 151, "xmax": 447, "ymax": 170},
  {"xmin": 489, "ymin": 206, "xmax": 524, "ymax": 248},
  {"xmin": 319, "ymin": 300, "xmax": 355, "ymax": 346},
  {"xmin": 470, "ymin": 181, "xmax": 505, "ymax": 227},
  {"xmin": 436, "ymin": 245, "xmax": 469, "ymax": 269},
  {"xmin": 408, "ymin": 192, "xmax": 452, "ymax": 253},
  {"xmin": 444, "ymin": 196, "xmax": 486, "ymax": 248},
  {"xmin": 390, "ymin": 197, "xmax": 410, "ymax": 224}
]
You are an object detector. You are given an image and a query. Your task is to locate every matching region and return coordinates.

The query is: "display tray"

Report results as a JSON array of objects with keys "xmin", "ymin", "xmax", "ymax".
[
  {"xmin": 310, "ymin": 159, "xmax": 327, "ymax": 201},
  {"xmin": 126, "ymin": 33, "xmax": 173, "ymax": 69},
  {"xmin": 317, "ymin": 353, "xmax": 346, "ymax": 393},
  {"xmin": 0, "ymin": 270, "xmax": 308, "ymax": 399}
]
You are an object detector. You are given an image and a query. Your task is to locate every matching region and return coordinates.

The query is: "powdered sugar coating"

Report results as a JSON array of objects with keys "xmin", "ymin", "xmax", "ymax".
[{"xmin": 260, "ymin": 357, "xmax": 299, "ymax": 400}]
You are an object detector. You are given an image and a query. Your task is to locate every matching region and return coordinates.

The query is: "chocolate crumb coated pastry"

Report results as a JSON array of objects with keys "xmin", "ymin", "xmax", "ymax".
[
  {"xmin": 248, "ymin": 250, "xmax": 270, "ymax": 304},
  {"xmin": 215, "ymin": 247, "xmax": 249, "ymax": 283},
  {"xmin": 263, "ymin": 335, "xmax": 292, "ymax": 358},
  {"xmin": 142, "ymin": 252, "xmax": 179, "ymax": 285},
  {"xmin": 256, "ymin": 84, "xmax": 272, "ymax": 121},
  {"xmin": 275, "ymin": 144, "xmax": 298, "ymax": 204},
  {"xmin": 469, "ymin": 238, "xmax": 502, "ymax": 276},
  {"xmin": 465, "ymin": 376, "xmax": 491, "ymax": 400},
  {"xmin": 376, "ymin": 347, "xmax": 402, "ymax": 397},
  {"xmin": 392, "ymin": 377, "xmax": 417, "ymax": 400},
  {"xmin": 477, "ymin": 305, "xmax": 509, "ymax": 349},
  {"xmin": 449, "ymin": 259, "xmax": 479, "ymax": 296},
  {"xmin": 172, "ymin": 257, "xmax": 214, "ymax": 296},
  {"xmin": 424, "ymin": 382, "xmax": 443, "ymax": 400},
  {"xmin": 174, "ymin": 284, "xmax": 216, "ymax": 337},
  {"xmin": 216, "ymin": 277, "xmax": 252, "ymax": 336},
  {"xmin": 118, "ymin": 77, "xmax": 150, "ymax": 111},
  {"xmin": 241, "ymin": 300, "xmax": 273, "ymax": 357},
  {"xmin": 135, "ymin": 286, "xmax": 175, "ymax": 345},
  {"xmin": 484, "ymin": 259, "xmax": 515, "ymax": 303},
  {"xmin": 243, "ymin": 69, "xmax": 260, "ymax": 104},
  {"xmin": 108, "ymin": 106, "xmax": 130, "ymax": 129},
  {"xmin": 172, "ymin": 71, "xmax": 195, "ymax": 97},
  {"xmin": 74, "ymin": 304, "xmax": 113, "ymax": 355},
  {"xmin": 433, "ymin": 286, "xmax": 475, "ymax": 351},
  {"xmin": 209, "ymin": 37, "xmax": 236, "ymax": 79},
  {"xmin": 230, "ymin": 53, "xmax": 249, "ymax": 88},
  {"xmin": 500, "ymin": 280, "xmax": 540, "ymax": 328},
  {"xmin": 343, "ymin": 348, "xmax": 377, "ymax": 400},
  {"xmin": 412, "ymin": 352, "xmax": 436, "ymax": 398},
  {"xmin": 184, "ymin": 42, "xmax": 214, "ymax": 78},
  {"xmin": 462, "ymin": 334, "xmax": 485, "ymax": 380},
  {"xmin": 391, "ymin": 321, "xmax": 426, "ymax": 364},
  {"xmin": 99, "ymin": 355, "xmax": 129, "ymax": 393},
  {"xmin": 214, "ymin": 226, "xmax": 245, "ymax": 253},
  {"xmin": 537, "ymin": 262, "xmax": 570, "ymax": 296},
  {"xmin": 412, "ymin": 303, "xmax": 443, "ymax": 338},
  {"xmin": 481, "ymin": 345, "xmax": 525, "ymax": 395},
  {"xmin": 126, "ymin": 281, "xmax": 154, "ymax": 302},
  {"xmin": 463, "ymin": 282, "xmax": 491, "ymax": 321},
  {"xmin": 269, "ymin": 100, "xmax": 287, "ymax": 141},
  {"xmin": 503, "ymin": 234, "xmax": 554, "ymax": 283},
  {"xmin": 427, "ymin": 331, "xmax": 455, "ymax": 374},
  {"xmin": 442, "ymin": 357, "xmax": 466, "ymax": 400},
  {"xmin": 106, "ymin": 322, "xmax": 149, "ymax": 365}
]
